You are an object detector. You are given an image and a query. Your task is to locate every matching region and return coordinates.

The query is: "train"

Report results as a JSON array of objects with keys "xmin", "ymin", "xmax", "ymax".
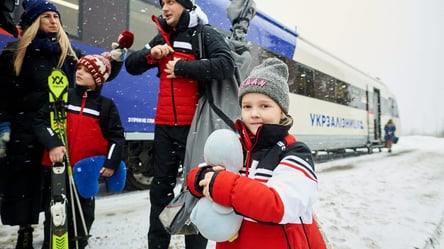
[{"xmin": 0, "ymin": 0, "xmax": 400, "ymax": 190}]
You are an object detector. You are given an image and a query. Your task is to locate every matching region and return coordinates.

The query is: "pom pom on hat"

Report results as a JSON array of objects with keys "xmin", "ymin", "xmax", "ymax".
[
  {"xmin": 238, "ymin": 58, "xmax": 290, "ymax": 114},
  {"xmin": 77, "ymin": 54, "xmax": 111, "ymax": 86},
  {"xmin": 20, "ymin": 0, "xmax": 60, "ymax": 29},
  {"xmin": 160, "ymin": 0, "xmax": 194, "ymax": 10}
]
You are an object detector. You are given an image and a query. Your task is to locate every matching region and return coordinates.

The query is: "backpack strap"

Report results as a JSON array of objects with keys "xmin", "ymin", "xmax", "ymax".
[
  {"xmin": 191, "ymin": 24, "xmax": 206, "ymax": 59},
  {"xmin": 191, "ymin": 24, "xmax": 236, "ymax": 130}
]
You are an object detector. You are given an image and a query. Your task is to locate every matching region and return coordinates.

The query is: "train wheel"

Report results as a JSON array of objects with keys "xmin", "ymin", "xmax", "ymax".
[
  {"xmin": 125, "ymin": 141, "xmax": 153, "ymax": 190},
  {"xmin": 126, "ymin": 160, "xmax": 153, "ymax": 190}
]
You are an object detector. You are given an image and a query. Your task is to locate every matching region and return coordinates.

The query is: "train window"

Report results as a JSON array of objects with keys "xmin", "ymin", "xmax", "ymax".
[
  {"xmin": 286, "ymin": 60, "xmax": 298, "ymax": 94},
  {"xmin": 49, "ymin": 1, "xmax": 133, "ymax": 48},
  {"xmin": 129, "ymin": 0, "xmax": 162, "ymax": 50},
  {"xmin": 292, "ymin": 61, "xmax": 369, "ymax": 110},
  {"xmin": 367, "ymin": 91, "xmax": 374, "ymax": 113},
  {"xmin": 313, "ymin": 70, "xmax": 335, "ymax": 102},
  {"xmin": 335, "ymin": 80, "xmax": 351, "ymax": 105},
  {"xmin": 295, "ymin": 64, "xmax": 314, "ymax": 97},
  {"xmin": 348, "ymin": 85, "xmax": 365, "ymax": 109}
]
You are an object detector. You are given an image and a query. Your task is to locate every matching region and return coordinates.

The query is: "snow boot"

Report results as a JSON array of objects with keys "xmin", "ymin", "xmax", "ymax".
[{"xmin": 16, "ymin": 226, "xmax": 34, "ymax": 249}]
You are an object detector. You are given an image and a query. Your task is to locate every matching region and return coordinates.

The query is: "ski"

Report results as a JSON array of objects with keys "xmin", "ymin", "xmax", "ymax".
[{"xmin": 48, "ymin": 69, "xmax": 69, "ymax": 249}]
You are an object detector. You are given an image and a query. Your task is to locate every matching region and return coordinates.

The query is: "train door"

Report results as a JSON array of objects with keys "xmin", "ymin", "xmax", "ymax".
[{"xmin": 373, "ymin": 88, "xmax": 382, "ymax": 140}]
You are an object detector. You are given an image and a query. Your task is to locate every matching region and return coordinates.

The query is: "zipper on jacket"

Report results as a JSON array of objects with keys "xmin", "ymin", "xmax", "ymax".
[
  {"xmin": 170, "ymin": 77, "xmax": 178, "ymax": 125},
  {"xmin": 80, "ymin": 91, "xmax": 87, "ymax": 115},
  {"xmin": 168, "ymin": 52, "xmax": 178, "ymax": 125},
  {"xmin": 244, "ymin": 125, "xmax": 265, "ymax": 176}
]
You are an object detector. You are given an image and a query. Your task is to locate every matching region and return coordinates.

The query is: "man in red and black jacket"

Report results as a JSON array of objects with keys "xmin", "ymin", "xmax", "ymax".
[{"xmin": 124, "ymin": 0, "xmax": 234, "ymax": 248}]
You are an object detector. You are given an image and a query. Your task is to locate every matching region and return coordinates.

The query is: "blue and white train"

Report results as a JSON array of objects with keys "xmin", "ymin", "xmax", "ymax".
[{"xmin": 0, "ymin": 0, "xmax": 400, "ymax": 189}]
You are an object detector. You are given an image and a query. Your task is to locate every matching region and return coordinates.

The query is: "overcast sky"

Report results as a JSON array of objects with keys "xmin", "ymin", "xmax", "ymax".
[{"xmin": 254, "ymin": 0, "xmax": 444, "ymax": 136}]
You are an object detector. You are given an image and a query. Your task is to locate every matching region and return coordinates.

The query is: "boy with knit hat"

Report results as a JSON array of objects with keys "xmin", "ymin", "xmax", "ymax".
[
  {"xmin": 34, "ymin": 53, "xmax": 125, "ymax": 249},
  {"xmin": 187, "ymin": 58, "xmax": 326, "ymax": 249}
]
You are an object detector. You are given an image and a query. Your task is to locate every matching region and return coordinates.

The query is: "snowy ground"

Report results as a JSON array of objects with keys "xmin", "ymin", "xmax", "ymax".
[{"xmin": 1, "ymin": 136, "xmax": 444, "ymax": 249}]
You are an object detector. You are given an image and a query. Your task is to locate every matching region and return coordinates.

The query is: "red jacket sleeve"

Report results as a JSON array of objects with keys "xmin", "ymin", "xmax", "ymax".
[{"xmin": 209, "ymin": 171, "xmax": 285, "ymax": 223}]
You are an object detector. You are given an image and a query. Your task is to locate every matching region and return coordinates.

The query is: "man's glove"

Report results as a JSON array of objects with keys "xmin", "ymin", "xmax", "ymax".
[
  {"xmin": 0, "ymin": 122, "xmax": 11, "ymax": 158},
  {"xmin": 110, "ymin": 42, "xmax": 127, "ymax": 62}
]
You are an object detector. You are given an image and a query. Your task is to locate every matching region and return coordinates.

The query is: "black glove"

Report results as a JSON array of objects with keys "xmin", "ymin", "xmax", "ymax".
[{"xmin": 193, "ymin": 165, "xmax": 214, "ymax": 194}]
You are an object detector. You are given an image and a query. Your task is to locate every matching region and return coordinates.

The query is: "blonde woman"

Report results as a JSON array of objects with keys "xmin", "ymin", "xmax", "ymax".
[{"xmin": 0, "ymin": 1, "xmax": 82, "ymax": 248}]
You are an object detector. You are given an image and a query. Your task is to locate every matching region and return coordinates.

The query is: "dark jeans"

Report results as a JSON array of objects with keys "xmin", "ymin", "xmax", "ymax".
[{"xmin": 148, "ymin": 125, "xmax": 207, "ymax": 249}]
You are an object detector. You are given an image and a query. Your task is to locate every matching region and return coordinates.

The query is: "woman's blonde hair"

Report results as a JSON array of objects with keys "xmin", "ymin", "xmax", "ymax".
[{"xmin": 13, "ymin": 15, "xmax": 78, "ymax": 76}]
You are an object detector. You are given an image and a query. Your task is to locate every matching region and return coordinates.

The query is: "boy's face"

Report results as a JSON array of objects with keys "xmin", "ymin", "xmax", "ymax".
[
  {"xmin": 76, "ymin": 65, "xmax": 97, "ymax": 90},
  {"xmin": 241, "ymin": 93, "xmax": 285, "ymax": 135}
]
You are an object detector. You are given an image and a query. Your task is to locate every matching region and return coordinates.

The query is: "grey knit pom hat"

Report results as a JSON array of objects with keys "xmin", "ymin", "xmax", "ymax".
[{"xmin": 238, "ymin": 58, "xmax": 290, "ymax": 114}]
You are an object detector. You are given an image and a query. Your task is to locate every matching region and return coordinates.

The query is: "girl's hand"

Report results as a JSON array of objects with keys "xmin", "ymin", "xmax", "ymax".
[
  {"xmin": 199, "ymin": 171, "xmax": 215, "ymax": 200},
  {"xmin": 211, "ymin": 165, "xmax": 225, "ymax": 171}
]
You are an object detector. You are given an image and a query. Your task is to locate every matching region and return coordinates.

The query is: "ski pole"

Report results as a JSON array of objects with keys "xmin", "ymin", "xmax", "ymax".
[
  {"xmin": 68, "ymin": 166, "xmax": 89, "ymax": 243},
  {"xmin": 67, "ymin": 170, "xmax": 79, "ymax": 249},
  {"xmin": 60, "ymin": 134, "xmax": 89, "ymax": 249}
]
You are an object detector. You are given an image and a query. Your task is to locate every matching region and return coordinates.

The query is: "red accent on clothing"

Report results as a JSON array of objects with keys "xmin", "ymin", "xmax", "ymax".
[
  {"xmin": 281, "ymin": 161, "xmax": 318, "ymax": 183},
  {"xmin": 152, "ymin": 16, "xmax": 199, "ymax": 125},
  {"xmin": 216, "ymin": 218, "xmax": 326, "ymax": 249},
  {"xmin": 66, "ymin": 112, "xmax": 108, "ymax": 167},
  {"xmin": 284, "ymin": 133, "xmax": 297, "ymax": 145},
  {"xmin": 155, "ymin": 51, "xmax": 198, "ymax": 125},
  {"xmin": 41, "ymin": 93, "xmax": 108, "ymax": 167}
]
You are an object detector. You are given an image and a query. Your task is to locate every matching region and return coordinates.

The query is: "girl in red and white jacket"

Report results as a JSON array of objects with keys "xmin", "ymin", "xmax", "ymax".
[{"xmin": 187, "ymin": 58, "xmax": 327, "ymax": 249}]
